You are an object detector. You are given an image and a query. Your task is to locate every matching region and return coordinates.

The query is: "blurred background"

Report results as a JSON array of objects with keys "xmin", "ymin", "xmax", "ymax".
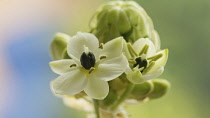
[{"xmin": 0, "ymin": 0, "xmax": 209, "ymax": 118}]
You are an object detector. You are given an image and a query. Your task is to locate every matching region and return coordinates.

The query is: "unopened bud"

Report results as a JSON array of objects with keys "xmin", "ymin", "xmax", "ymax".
[
  {"xmin": 148, "ymin": 79, "xmax": 170, "ymax": 99},
  {"xmin": 50, "ymin": 33, "xmax": 70, "ymax": 60},
  {"xmin": 90, "ymin": 1, "xmax": 157, "ymax": 44},
  {"xmin": 130, "ymin": 80, "xmax": 154, "ymax": 100}
]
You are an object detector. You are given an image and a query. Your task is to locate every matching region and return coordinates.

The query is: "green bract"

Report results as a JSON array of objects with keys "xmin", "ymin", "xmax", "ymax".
[
  {"xmin": 49, "ymin": 32, "xmax": 128, "ymax": 100},
  {"xmin": 90, "ymin": 1, "xmax": 160, "ymax": 50}
]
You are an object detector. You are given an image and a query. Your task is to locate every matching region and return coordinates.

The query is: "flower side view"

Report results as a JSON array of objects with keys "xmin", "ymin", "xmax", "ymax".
[
  {"xmin": 124, "ymin": 38, "xmax": 168, "ymax": 84},
  {"xmin": 49, "ymin": 32, "xmax": 128, "ymax": 100}
]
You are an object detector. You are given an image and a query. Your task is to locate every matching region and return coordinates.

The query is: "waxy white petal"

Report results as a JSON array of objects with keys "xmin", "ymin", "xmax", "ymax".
[
  {"xmin": 49, "ymin": 59, "xmax": 78, "ymax": 75},
  {"xmin": 67, "ymin": 32, "xmax": 99, "ymax": 59},
  {"xmin": 146, "ymin": 49, "xmax": 168, "ymax": 74},
  {"xmin": 100, "ymin": 37, "xmax": 123, "ymax": 60},
  {"xmin": 84, "ymin": 75, "xmax": 109, "ymax": 100},
  {"xmin": 127, "ymin": 70, "xmax": 144, "ymax": 84},
  {"xmin": 127, "ymin": 66, "xmax": 164, "ymax": 84},
  {"xmin": 143, "ymin": 66, "xmax": 164, "ymax": 80},
  {"xmin": 52, "ymin": 69, "xmax": 88, "ymax": 95},
  {"xmin": 95, "ymin": 54, "xmax": 128, "ymax": 81},
  {"xmin": 133, "ymin": 38, "xmax": 156, "ymax": 57}
]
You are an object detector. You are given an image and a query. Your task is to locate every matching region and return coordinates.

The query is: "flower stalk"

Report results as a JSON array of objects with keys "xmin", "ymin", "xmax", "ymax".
[{"xmin": 93, "ymin": 99, "xmax": 100, "ymax": 118}]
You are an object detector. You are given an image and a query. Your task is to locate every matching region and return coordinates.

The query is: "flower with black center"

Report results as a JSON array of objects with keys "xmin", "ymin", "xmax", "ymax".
[
  {"xmin": 49, "ymin": 32, "xmax": 128, "ymax": 99},
  {"xmin": 124, "ymin": 38, "xmax": 168, "ymax": 84}
]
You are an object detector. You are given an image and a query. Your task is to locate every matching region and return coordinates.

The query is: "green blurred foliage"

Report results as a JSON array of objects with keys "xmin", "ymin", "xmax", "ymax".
[{"xmin": 64, "ymin": 0, "xmax": 210, "ymax": 117}]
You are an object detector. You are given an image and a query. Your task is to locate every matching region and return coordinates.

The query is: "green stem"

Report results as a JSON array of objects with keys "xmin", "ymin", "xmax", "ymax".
[
  {"xmin": 111, "ymin": 82, "xmax": 135, "ymax": 110},
  {"xmin": 93, "ymin": 99, "xmax": 100, "ymax": 118}
]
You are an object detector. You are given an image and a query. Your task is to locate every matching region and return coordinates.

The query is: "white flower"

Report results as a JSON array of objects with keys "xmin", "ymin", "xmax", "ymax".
[
  {"xmin": 124, "ymin": 38, "xmax": 168, "ymax": 84},
  {"xmin": 49, "ymin": 32, "xmax": 128, "ymax": 99}
]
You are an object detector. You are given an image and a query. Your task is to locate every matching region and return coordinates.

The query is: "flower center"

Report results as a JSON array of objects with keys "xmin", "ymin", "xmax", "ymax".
[
  {"xmin": 80, "ymin": 51, "xmax": 96, "ymax": 70},
  {"xmin": 133, "ymin": 57, "xmax": 148, "ymax": 72}
]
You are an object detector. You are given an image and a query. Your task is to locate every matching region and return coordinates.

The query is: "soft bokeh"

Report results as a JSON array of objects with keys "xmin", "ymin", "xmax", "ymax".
[{"xmin": 0, "ymin": 0, "xmax": 209, "ymax": 118}]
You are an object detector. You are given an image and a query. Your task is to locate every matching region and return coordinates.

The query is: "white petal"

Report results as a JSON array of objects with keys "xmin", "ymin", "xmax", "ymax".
[
  {"xmin": 84, "ymin": 75, "xmax": 109, "ymax": 100},
  {"xmin": 67, "ymin": 32, "xmax": 99, "ymax": 59},
  {"xmin": 146, "ymin": 49, "xmax": 168, "ymax": 74},
  {"xmin": 132, "ymin": 38, "xmax": 156, "ymax": 57},
  {"xmin": 127, "ymin": 71, "xmax": 145, "ymax": 84},
  {"xmin": 100, "ymin": 37, "xmax": 123, "ymax": 60},
  {"xmin": 52, "ymin": 69, "xmax": 88, "ymax": 95},
  {"xmin": 95, "ymin": 54, "xmax": 128, "ymax": 81},
  {"xmin": 49, "ymin": 59, "xmax": 78, "ymax": 74},
  {"xmin": 143, "ymin": 66, "xmax": 164, "ymax": 80}
]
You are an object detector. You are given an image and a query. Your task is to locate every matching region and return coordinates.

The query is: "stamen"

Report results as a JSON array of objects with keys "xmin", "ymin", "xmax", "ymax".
[
  {"xmin": 142, "ymin": 61, "xmax": 155, "ymax": 74},
  {"xmin": 127, "ymin": 43, "xmax": 138, "ymax": 57},
  {"xmin": 139, "ymin": 44, "xmax": 149, "ymax": 56},
  {"xmin": 139, "ymin": 67, "xmax": 145, "ymax": 72},
  {"xmin": 89, "ymin": 67, "xmax": 95, "ymax": 74},
  {"xmin": 99, "ymin": 43, "xmax": 104, "ymax": 49},
  {"xmin": 70, "ymin": 64, "xmax": 77, "ymax": 67},
  {"xmin": 133, "ymin": 57, "xmax": 148, "ymax": 72},
  {"xmin": 128, "ymin": 60, "xmax": 136, "ymax": 64},
  {"xmin": 147, "ymin": 53, "xmax": 163, "ymax": 61},
  {"xmin": 100, "ymin": 55, "xmax": 107, "ymax": 60}
]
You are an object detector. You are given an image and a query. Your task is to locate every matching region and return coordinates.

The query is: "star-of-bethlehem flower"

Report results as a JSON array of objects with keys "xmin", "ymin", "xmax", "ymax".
[
  {"xmin": 124, "ymin": 38, "xmax": 168, "ymax": 84},
  {"xmin": 49, "ymin": 32, "xmax": 128, "ymax": 100}
]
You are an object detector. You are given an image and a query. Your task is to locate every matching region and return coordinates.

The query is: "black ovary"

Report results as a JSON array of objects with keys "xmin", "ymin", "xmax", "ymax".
[
  {"xmin": 133, "ymin": 57, "xmax": 147, "ymax": 72},
  {"xmin": 80, "ymin": 52, "xmax": 96, "ymax": 70}
]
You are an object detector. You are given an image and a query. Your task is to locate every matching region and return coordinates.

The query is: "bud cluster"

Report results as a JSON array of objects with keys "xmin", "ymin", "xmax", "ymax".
[{"xmin": 90, "ymin": 1, "xmax": 160, "ymax": 50}]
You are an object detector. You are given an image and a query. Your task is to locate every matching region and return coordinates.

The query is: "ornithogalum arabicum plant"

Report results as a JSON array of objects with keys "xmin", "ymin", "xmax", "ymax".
[{"xmin": 49, "ymin": 1, "xmax": 170, "ymax": 118}]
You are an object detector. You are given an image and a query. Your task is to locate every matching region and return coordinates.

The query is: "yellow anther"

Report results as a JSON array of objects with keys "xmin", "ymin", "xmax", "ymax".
[
  {"xmin": 70, "ymin": 64, "xmax": 77, "ymax": 67},
  {"xmin": 99, "ymin": 43, "xmax": 104, "ymax": 49},
  {"xmin": 89, "ymin": 67, "xmax": 95, "ymax": 74},
  {"xmin": 100, "ymin": 55, "xmax": 107, "ymax": 60}
]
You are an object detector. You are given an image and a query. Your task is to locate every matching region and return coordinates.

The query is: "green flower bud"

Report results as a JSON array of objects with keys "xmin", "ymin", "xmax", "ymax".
[
  {"xmin": 61, "ymin": 48, "xmax": 71, "ymax": 59},
  {"xmin": 148, "ymin": 79, "xmax": 170, "ymax": 99},
  {"xmin": 90, "ymin": 1, "xmax": 158, "ymax": 44},
  {"xmin": 130, "ymin": 80, "xmax": 154, "ymax": 100},
  {"xmin": 109, "ymin": 77, "xmax": 128, "ymax": 92},
  {"xmin": 151, "ymin": 30, "xmax": 161, "ymax": 51},
  {"xmin": 102, "ymin": 89, "xmax": 118, "ymax": 106},
  {"xmin": 50, "ymin": 33, "xmax": 70, "ymax": 60}
]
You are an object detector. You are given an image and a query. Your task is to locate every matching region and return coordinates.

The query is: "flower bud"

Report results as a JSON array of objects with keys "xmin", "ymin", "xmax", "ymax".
[
  {"xmin": 130, "ymin": 80, "xmax": 154, "ymax": 100},
  {"xmin": 90, "ymin": 1, "xmax": 158, "ymax": 45},
  {"xmin": 50, "ymin": 33, "xmax": 70, "ymax": 60},
  {"xmin": 61, "ymin": 48, "xmax": 71, "ymax": 59},
  {"xmin": 102, "ymin": 89, "xmax": 118, "ymax": 106},
  {"xmin": 148, "ymin": 79, "xmax": 170, "ymax": 99}
]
